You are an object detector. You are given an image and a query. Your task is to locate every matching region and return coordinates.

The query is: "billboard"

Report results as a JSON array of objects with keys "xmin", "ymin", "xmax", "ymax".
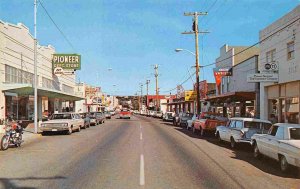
[
  {"xmin": 52, "ymin": 54, "xmax": 81, "ymax": 70},
  {"xmin": 185, "ymin": 90, "xmax": 197, "ymax": 101}
]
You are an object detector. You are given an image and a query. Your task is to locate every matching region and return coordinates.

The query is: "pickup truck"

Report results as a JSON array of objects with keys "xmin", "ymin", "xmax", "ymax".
[
  {"xmin": 119, "ymin": 109, "xmax": 131, "ymax": 119},
  {"xmin": 40, "ymin": 112, "xmax": 84, "ymax": 135},
  {"xmin": 193, "ymin": 112, "xmax": 228, "ymax": 136},
  {"xmin": 251, "ymin": 123, "xmax": 300, "ymax": 172}
]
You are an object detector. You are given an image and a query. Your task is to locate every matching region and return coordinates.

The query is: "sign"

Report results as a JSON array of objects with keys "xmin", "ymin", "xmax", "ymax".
[
  {"xmin": 185, "ymin": 90, "xmax": 197, "ymax": 101},
  {"xmin": 54, "ymin": 67, "xmax": 64, "ymax": 76},
  {"xmin": 176, "ymin": 85, "xmax": 185, "ymax": 98},
  {"xmin": 263, "ymin": 61, "xmax": 278, "ymax": 71},
  {"xmin": 213, "ymin": 67, "xmax": 233, "ymax": 76},
  {"xmin": 247, "ymin": 73, "xmax": 279, "ymax": 82},
  {"xmin": 52, "ymin": 54, "xmax": 81, "ymax": 70}
]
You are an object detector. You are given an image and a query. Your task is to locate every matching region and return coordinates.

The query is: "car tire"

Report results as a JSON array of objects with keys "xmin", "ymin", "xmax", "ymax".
[
  {"xmin": 192, "ymin": 126, "xmax": 196, "ymax": 134},
  {"xmin": 216, "ymin": 132, "xmax": 222, "ymax": 143},
  {"xmin": 253, "ymin": 142, "xmax": 262, "ymax": 159},
  {"xmin": 280, "ymin": 155, "xmax": 289, "ymax": 172},
  {"xmin": 88, "ymin": 123, "xmax": 91, "ymax": 128},
  {"xmin": 230, "ymin": 137, "xmax": 236, "ymax": 149},
  {"xmin": 77, "ymin": 126, "xmax": 81, "ymax": 132},
  {"xmin": 200, "ymin": 127, "xmax": 205, "ymax": 137},
  {"xmin": 66, "ymin": 128, "xmax": 72, "ymax": 135}
]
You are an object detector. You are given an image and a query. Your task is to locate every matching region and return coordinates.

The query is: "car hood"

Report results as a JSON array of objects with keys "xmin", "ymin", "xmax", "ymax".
[
  {"xmin": 43, "ymin": 119, "xmax": 70, "ymax": 123},
  {"xmin": 281, "ymin": 140, "xmax": 300, "ymax": 149}
]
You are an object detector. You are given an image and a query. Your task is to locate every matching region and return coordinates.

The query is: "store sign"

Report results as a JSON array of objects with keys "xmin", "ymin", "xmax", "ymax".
[
  {"xmin": 53, "ymin": 67, "xmax": 75, "ymax": 76},
  {"xmin": 213, "ymin": 67, "xmax": 233, "ymax": 76},
  {"xmin": 247, "ymin": 73, "xmax": 279, "ymax": 82},
  {"xmin": 263, "ymin": 61, "xmax": 278, "ymax": 72},
  {"xmin": 185, "ymin": 90, "xmax": 197, "ymax": 101},
  {"xmin": 52, "ymin": 54, "xmax": 81, "ymax": 70}
]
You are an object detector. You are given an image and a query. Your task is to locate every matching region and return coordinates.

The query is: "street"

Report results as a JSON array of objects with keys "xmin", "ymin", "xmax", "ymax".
[{"xmin": 0, "ymin": 115, "xmax": 299, "ymax": 189}]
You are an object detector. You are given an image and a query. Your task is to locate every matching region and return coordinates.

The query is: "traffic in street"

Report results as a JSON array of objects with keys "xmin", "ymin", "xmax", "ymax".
[{"xmin": 0, "ymin": 115, "xmax": 299, "ymax": 189}]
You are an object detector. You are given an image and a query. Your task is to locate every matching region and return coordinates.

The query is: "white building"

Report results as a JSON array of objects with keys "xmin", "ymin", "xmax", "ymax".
[
  {"xmin": 0, "ymin": 21, "xmax": 82, "ymax": 121},
  {"xmin": 260, "ymin": 5, "xmax": 300, "ymax": 123}
]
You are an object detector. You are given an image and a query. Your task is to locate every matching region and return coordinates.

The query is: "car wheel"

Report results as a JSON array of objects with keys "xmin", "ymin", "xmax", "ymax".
[
  {"xmin": 88, "ymin": 123, "xmax": 91, "ymax": 128},
  {"xmin": 84, "ymin": 124, "xmax": 87, "ymax": 129},
  {"xmin": 66, "ymin": 128, "xmax": 72, "ymax": 135},
  {"xmin": 200, "ymin": 127, "xmax": 205, "ymax": 137},
  {"xmin": 77, "ymin": 126, "xmax": 81, "ymax": 132},
  {"xmin": 230, "ymin": 137, "xmax": 236, "ymax": 149},
  {"xmin": 253, "ymin": 142, "xmax": 262, "ymax": 159},
  {"xmin": 216, "ymin": 132, "xmax": 222, "ymax": 143},
  {"xmin": 280, "ymin": 155, "xmax": 289, "ymax": 172},
  {"xmin": 192, "ymin": 126, "xmax": 196, "ymax": 134}
]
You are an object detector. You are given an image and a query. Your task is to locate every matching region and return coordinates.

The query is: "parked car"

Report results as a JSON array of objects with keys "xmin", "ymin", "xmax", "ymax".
[
  {"xmin": 173, "ymin": 112, "xmax": 183, "ymax": 126},
  {"xmin": 193, "ymin": 112, "xmax": 228, "ymax": 136},
  {"xmin": 216, "ymin": 117, "xmax": 272, "ymax": 148},
  {"xmin": 163, "ymin": 112, "xmax": 174, "ymax": 122},
  {"xmin": 179, "ymin": 113, "xmax": 194, "ymax": 127},
  {"xmin": 119, "ymin": 109, "xmax": 131, "ymax": 119},
  {"xmin": 149, "ymin": 111, "xmax": 156, "ymax": 117},
  {"xmin": 40, "ymin": 112, "xmax": 83, "ymax": 135},
  {"xmin": 155, "ymin": 111, "xmax": 163, "ymax": 118},
  {"xmin": 105, "ymin": 111, "xmax": 112, "ymax": 119},
  {"xmin": 110, "ymin": 110, "xmax": 116, "ymax": 116},
  {"xmin": 251, "ymin": 123, "xmax": 300, "ymax": 172},
  {"xmin": 79, "ymin": 112, "xmax": 91, "ymax": 129},
  {"xmin": 89, "ymin": 112, "xmax": 105, "ymax": 125},
  {"xmin": 187, "ymin": 114, "xmax": 198, "ymax": 130}
]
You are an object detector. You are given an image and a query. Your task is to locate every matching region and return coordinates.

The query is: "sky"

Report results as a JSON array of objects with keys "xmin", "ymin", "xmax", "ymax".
[{"xmin": 0, "ymin": 0, "xmax": 299, "ymax": 96}]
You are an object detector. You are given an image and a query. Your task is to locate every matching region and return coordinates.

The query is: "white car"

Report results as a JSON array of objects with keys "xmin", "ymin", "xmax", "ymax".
[
  {"xmin": 251, "ymin": 123, "xmax": 300, "ymax": 172},
  {"xmin": 40, "ymin": 112, "xmax": 84, "ymax": 135},
  {"xmin": 215, "ymin": 117, "xmax": 272, "ymax": 148},
  {"xmin": 187, "ymin": 114, "xmax": 197, "ymax": 130}
]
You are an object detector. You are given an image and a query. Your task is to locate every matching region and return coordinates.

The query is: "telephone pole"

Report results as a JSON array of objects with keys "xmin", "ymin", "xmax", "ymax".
[
  {"xmin": 154, "ymin": 65, "xmax": 159, "ymax": 111},
  {"xmin": 146, "ymin": 80, "xmax": 150, "ymax": 107},
  {"xmin": 182, "ymin": 12, "xmax": 209, "ymax": 115},
  {"xmin": 140, "ymin": 83, "xmax": 143, "ymax": 111}
]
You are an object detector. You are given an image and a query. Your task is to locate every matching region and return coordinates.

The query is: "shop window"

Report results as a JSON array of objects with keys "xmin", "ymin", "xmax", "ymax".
[
  {"xmin": 268, "ymin": 99, "xmax": 279, "ymax": 123},
  {"xmin": 287, "ymin": 41, "xmax": 295, "ymax": 60},
  {"xmin": 285, "ymin": 97, "xmax": 299, "ymax": 124},
  {"xmin": 266, "ymin": 49, "xmax": 276, "ymax": 63}
]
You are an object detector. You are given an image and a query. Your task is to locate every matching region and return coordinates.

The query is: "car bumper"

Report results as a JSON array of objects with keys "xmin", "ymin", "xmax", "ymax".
[
  {"xmin": 41, "ymin": 127, "xmax": 69, "ymax": 132},
  {"xmin": 237, "ymin": 138, "xmax": 252, "ymax": 144}
]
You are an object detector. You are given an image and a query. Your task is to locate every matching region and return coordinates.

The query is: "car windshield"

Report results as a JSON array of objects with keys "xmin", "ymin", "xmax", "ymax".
[
  {"xmin": 52, "ymin": 114, "xmax": 72, "ymax": 119},
  {"xmin": 290, "ymin": 128, "xmax": 300, "ymax": 139},
  {"xmin": 244, "ymin": 122, "xmax": 261, "ymax": 129}
]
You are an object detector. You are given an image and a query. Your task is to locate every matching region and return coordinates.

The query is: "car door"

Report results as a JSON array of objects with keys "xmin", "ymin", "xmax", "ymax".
[
  {"xmin": 223, "ymin": 120, "xmax": 236, "ymax": 142},
  {"xmin": 231, "ymin": 120, "xmax": 243, "ymax": 141},
  {"xmin": 261, "ymin": 125, "xmax": 279, "ymax": 159},
  {"xmin": 74, "ymin": 114, "xmax": 80, "ymax": 129}
]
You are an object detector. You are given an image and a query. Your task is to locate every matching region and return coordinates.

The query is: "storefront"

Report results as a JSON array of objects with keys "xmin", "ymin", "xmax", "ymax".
[{"xmin": 266, "ymin": 81, "xmax": 300, "ymax": 124}]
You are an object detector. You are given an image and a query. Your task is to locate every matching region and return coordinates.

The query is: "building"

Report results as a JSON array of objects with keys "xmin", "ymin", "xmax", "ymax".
[
  {"xmin": 260, "ymin": 5, "xmax": 300, "ymax": 123},
  {"xmin": 0, "ymin": 21, "xmax": 82, "ymax": 121},
  {"xmin": 207, "ymin": 44, "xmax": 260, "ymax": 118},
  {"xmin": 147, "ymin": 95, "xmax": 176, "ymax": 113},
  {"xmin": 75, "ymin": 83, "xmax": 102, "ymax": 112}
]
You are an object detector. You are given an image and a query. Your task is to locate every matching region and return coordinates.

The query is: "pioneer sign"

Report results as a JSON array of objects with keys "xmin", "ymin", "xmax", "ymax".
[
  {"xmin": 52, "ymin": 54, "xmax": 81, "ymax": 70},
  {"xmin": 247, "ymin": 73, "xmax": 279, "ymax": 82}
]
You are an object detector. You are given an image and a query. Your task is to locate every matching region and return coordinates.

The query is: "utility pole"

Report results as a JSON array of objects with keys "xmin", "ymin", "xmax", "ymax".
[
  {"xmin": 34, "ymin": 0, "xmax": 38, "ymax": 134},
  {"xmin": 140, "ymin": 83, "xmax": 143, "ymax": 112},
  {"xmin": 154, "ymin": 64, "xmax": 159, "ymax": 111},
  {"xmin": 146, "ymin": 80, "xmax": 150, "ymax": 108},
  {"xmin": 182, "ymin": 12, "xmax": 209, "ymax": 115}
]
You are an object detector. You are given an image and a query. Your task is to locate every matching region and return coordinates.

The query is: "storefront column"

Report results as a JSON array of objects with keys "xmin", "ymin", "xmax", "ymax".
[
  {"xmin": 0, "ymin": 92, "xmax": 5, "ymax": 120},
  {"xmin": 37, "ymin": 96, "xmax": 43, "ymax": 121},
  {"xmin": 223, "ymin": 107, "xmax": 227, "ymax": 117},
  {"xmin": 240, "ymin": 101, "xmax": 246, "ymax": 117}
]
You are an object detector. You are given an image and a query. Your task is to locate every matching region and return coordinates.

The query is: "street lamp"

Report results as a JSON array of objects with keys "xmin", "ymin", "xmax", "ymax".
[{"xmin": 175, "ymin": 48, "xmax": 201, "ymax": 115}]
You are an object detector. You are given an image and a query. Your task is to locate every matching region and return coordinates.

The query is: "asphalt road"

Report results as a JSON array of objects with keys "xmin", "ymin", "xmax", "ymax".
[{"xmin": 0, "ymin": 115, "xmax": 299, "ymax": 189}]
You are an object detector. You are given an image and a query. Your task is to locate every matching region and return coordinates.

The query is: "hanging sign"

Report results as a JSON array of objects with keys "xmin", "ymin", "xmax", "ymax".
[{"xmin": 52, "ymin": 54, "xmax": 81, "ymax": 70}]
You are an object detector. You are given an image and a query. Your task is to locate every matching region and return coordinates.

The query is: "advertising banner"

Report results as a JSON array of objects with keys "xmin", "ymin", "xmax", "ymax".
[{"xmin": 185, "ymin": 90, "xmax": 197, "ymax": 101}]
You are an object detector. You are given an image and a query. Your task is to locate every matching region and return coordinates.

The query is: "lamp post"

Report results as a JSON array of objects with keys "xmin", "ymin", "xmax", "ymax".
[
  {"xmin": 33, "ymin": 0, "xmax": 38, "ymax": 134},
  {"xmin": 175, "ymin": 48, "xmax": 201, "ymax": 115}
]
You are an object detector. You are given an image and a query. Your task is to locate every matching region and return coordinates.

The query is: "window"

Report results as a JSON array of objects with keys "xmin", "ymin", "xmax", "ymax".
[
  {"xmin": 5, "ymin": 65, "xmax": 34, "ymax": 84},
  {"xmin": 287, "ymin": 41, "xmax": 295, "ymax": 60},
  {"xmin": 266, "ymin": 49, "xmax": 276, "ymax": 63},
  {"xmin": 244, "ymin": 121, "xmax": 261, "ymax": 129},
  {"xmin": 285, "ymin": 97, "xmax": 299, "ymax": 124},
  {"xmin": 275, "ymin": 126, "xmax": 284, "ymax": 139},
  {"xmin": 269, "ymin": 125, "xmax": 279, "ymax": 136},
  {"xmin": 229, "ymin": 121, "xmax": 236, "ymax": 128},
  {"xmin": 290, "ymin": 128, "xmax": 300, "ymax": 140},
  {"xmin": 235, "ymin": 121, "xmax": 243, "ymax": 129}
]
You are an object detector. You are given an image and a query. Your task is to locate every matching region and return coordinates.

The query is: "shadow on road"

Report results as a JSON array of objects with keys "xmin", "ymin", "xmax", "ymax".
[
  {"xmin": 0, "ymin": 176, "xmax": 66, "ymax": 189},
  {"xmin": 172, "ymin": 124, "xmax": 300, "ymax": 179}
]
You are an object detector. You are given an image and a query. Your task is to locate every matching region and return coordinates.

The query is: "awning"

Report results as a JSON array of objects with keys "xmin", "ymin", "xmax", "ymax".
[
  {"xmin": 166, "ymin": 101, "xmax": 194, "ymax": 105},
  {"xmin": 1, "ymin": 83, "xmax": 84, "ymax": 101},
  {"xmin": 206, "ymin": 92, "xmax": 255, "ymax": 103}
]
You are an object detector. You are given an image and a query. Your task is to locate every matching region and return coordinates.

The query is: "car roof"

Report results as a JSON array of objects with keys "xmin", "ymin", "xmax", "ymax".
[
  {"xmin": 274, "ymin": 123, "xmax": 300, "ymax": 128},
  {"xmin": 230, "ymin": 117, "xmax": 271, "ymax": 123}
]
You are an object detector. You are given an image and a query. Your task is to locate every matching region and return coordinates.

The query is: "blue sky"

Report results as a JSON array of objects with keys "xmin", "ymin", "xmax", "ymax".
[{"xmin": 1, "ymin": 0, "xmax": 299, "ymax": 95}]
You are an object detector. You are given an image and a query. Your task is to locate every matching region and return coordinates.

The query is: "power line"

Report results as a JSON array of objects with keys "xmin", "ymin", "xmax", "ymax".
[{"xmin": 38, "ymin": 0, "xmax": 76, "ymax": 52}]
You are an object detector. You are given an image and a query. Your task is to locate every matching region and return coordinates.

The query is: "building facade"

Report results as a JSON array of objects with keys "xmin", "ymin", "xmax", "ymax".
[
  {"xmin": 0, "ymin": 21, "xmax": 82, "ymax": 121},
  {"xmin": 260, "ymin": 5, "xmax": 300, "ymax": 123},
  {"xmin": 208, "ymin": 44, "xmax": 260, "ymax": 118}
]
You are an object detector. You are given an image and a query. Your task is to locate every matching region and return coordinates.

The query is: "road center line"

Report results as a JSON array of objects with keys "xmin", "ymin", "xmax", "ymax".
[
  {"xmin": 140, "ymin": 154, "xmax": 145, "ymax": 186},
  {"xmin": 140, "ymin": 132, "xmax": 143, "ymax": 140}
]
